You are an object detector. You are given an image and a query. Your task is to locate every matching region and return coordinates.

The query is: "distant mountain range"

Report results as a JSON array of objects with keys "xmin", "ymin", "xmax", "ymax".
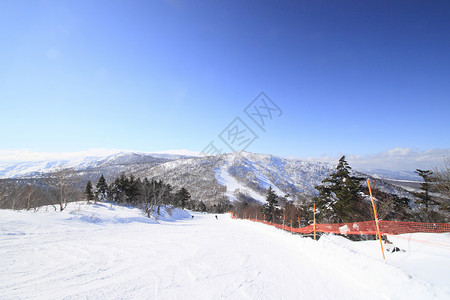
[{"xmin": 0, "ymin": 151, "xmax": 420, "ymax": 204}]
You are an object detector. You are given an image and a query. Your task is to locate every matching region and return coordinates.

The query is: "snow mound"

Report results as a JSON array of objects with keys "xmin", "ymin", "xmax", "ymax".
[
  {"xmin": 67, "ymin": 203, "xmax": 158, "ymax": 224},
  {"xmin": 152, "ymin": 205, "xmax": 192, "ymax": 222}
]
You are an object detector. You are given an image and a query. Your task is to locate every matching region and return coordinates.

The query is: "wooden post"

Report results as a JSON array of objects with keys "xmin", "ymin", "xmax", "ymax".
[
  {"xmin": 367, "ymin": 179, "xmax": 385, "ymax": 260},
  {"xmin": 313, "ymin": 203, "xmax": 316, "ymax": 241}
]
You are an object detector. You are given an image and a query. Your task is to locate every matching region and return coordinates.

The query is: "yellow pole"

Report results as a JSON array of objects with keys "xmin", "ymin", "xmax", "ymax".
[
  {"xmin": 313, "ymin": 203, "xmax": 316, "ymax": 241},
  {"xmin": 367, "ymin": 179, "xmax": 385, "ymax": 260}
]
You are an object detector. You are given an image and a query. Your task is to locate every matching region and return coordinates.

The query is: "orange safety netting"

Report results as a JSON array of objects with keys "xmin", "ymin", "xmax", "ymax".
[{"xmin": 230, "ymin": 213, "xmax": 450, "ymax": 236}]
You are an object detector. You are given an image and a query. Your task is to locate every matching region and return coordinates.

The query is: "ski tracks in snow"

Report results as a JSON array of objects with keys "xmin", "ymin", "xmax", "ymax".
[{"xmin": 0, "ymin": 205, "xmax": 448, "ymax": 299}]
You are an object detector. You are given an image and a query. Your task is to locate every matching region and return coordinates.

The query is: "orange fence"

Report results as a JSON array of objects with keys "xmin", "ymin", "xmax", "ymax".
[{"xmin": 230, "ymin": 213, "xmax": 450, "ymax": 236}]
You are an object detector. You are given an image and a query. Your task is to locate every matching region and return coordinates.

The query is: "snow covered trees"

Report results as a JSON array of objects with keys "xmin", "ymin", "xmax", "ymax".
[
  {"xmin": 262, "ymin": 186, "xmax": 278, "ymax": 222},
  {"xmin": 314, "ymin": 156, "xmax": 366, "ymax": 223},
  {"xmin": 108, "ymin": 174, "xmax": 140, "ymax": 204},
  {"xmin": 95, "ymin": 175, "xmax": 108, "ymax": 202},
  {"xmin": 94, "ymin": 173, "xmax": 200, "ymax": 217}
]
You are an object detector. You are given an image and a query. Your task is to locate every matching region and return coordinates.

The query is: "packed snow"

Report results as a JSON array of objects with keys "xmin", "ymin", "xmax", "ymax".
[{"xmin": 1, "ymin": 203, "xmax": 449, "ymax": 299}]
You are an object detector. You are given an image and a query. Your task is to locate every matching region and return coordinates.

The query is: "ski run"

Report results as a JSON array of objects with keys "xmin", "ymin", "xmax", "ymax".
[{"xmin": 1, "ymin": 202, "xmax": 449, "ymax": 299}]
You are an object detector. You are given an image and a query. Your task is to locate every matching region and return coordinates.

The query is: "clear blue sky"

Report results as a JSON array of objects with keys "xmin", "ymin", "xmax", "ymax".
[{"xmin": 1, "ymin": 0, "xmax": 449, "ymax": 161}]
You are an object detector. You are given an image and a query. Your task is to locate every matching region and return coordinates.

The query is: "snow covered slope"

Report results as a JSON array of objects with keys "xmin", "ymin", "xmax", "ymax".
[
  {"xmin": 216, "ymin": 152, "xmax": 288, "ymax": 202},
  {"xmin": 0, "ymin": 203, "xmax": 448, "ymax": 299},
  {"xmin": 214, "ymin": 152, "xmax": 334, "ymax": 202}
]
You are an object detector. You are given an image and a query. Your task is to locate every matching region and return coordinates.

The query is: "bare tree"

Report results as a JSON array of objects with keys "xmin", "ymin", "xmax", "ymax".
[
  {"xmin": 0, "ymin": 183, "xmax": 13, "ymax": 209},
  {"xmin": 138, "ymin": 178, "xmax": 173, "ymax": 218},
  {"xmin": 431, "ymin": 157, "xmax": 450, "ymax": 213},
  {"xmin": 431, "ymin": 158, "xmax": 450, "ymax": 198},
  {"xmin": 46, "ymin": 168, "xmax": 80, "ymax": 211},
  {"xmin": 19, "ymin": 184, "xmax": 38, "ymax": 210},
  {"xmin": 139, "ymin": 178, "xmax": 155, "ymax": 218}
]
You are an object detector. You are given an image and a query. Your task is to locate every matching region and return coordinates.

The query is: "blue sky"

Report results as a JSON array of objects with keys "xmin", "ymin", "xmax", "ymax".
[{"xmin": 0, "ymin": 0, "xmax": 449, "ymax": 169}]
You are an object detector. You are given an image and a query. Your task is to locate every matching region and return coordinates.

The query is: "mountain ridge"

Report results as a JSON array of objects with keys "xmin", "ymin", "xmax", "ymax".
[{"xmin": 0, "ymin": 151, "xmax": 416, "ymax": 205}]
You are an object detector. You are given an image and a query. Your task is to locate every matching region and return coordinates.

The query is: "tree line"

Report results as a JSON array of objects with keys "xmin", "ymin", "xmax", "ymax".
[
  {"xmin": 0, "ymin": 170, "xmax": 231, "ymax": 216},
  {"xmin": 84, "ymin": 173, "xmax": 231, "ymax": 216},
  {"xmin": 233, "ymin": 156, "xmax": 449, "ymax": 225}
]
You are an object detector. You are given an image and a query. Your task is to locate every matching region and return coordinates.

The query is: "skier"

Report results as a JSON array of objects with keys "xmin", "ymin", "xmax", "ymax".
[
  {"xmin": 191, "ymin": 215, "xmax": 194, "ymax": 219},
  {"xmin": 215, "ymin": 215, "xmax": 218, "ymax": 220}
]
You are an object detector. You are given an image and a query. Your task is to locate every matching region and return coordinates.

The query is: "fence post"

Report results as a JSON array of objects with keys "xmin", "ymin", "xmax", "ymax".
[
  {"xmin": 314, "ymin": 203, "xmax": 316, "ymax": 241},
  {"xmin": 367, "ymin": 179, "xmax": 385, "ymax": 260}
]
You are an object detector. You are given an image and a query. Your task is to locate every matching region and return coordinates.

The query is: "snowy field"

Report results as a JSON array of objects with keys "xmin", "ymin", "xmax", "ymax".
[{"xmin": 1, "ymin": 203, "xmax": 449, "ymax": 299}]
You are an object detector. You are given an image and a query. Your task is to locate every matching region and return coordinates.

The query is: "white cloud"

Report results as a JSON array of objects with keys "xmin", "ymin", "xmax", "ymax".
[
  {"xmin": 0, "ymin": 148, "xmax": 124, "ymax": 163},
  {"xmin": 0, "ymin": 148, "xmax": 202, "ymax": 163},
  {"xmin": 308, "ymin": 148, "xmax": 450, "ymax": 171}
]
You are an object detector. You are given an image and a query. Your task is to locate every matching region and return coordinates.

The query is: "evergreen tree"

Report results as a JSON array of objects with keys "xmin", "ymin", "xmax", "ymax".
[
  {"xmin": 95, "ymin": 174, "xmax": 108, "ymax": 203},
  {"xmin": 262, "ymin": 186, "xmax": 278, "ymax": 222},
  {"xmin": 176, "ymin": 187, "xmax": 191, "ymax": 209},
  {"xmin": 413, "ymin": 169, "xmax": 440, "ymax": 221},
  {"xmin": 314, "ymin": 156, "xmax": 364, "ymax": 222},
  {"xmin": 413, "ymin": 169, "xmax": 437, "ymax": 210},
  {"xmin": 199, "ymin": 200, "xmax": 207, "ymax": 212},
  {"xmin": 125, "ymin": 175, "xmax": 140, "ymax": 204},
  {"xmin": 84, "ymin": 180, "xmax": 94, "ymax": 203},
  {"xmin": 114, "ymin": 173, "xmax": 128, "ymax": 203}
]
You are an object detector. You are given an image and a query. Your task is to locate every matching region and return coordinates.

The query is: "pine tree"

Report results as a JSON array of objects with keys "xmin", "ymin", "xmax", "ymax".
[
  {"xmin": 84, "ymin": 180, "xmax": 94, "ymax": 204},
  {"xmin": 314, "ymin": 156, "xmax": 364, "ymax": 222},
  {"xmin": 199, "ymin": 200, "xmax": 207, "ymax": 212},
  {"xmin": 413, "ymin": 169, "xmax": 437, "ymax": 210},
  {"xmin": 176, "ymin": 187, "xmax": 191, "ymax": 209},
  {"xmin": 125, "ymin": 175, "xmax": 140, "ymax": 204},
  {"xmin": 413, "ymin": 169, "xmax": 440, "ymax": 221},
  {"xmin": 95, "ymin": 174, "xmax": 108, "ymax": 203},
  {"xmin": 262, "ymin": 186, "xmax": 278, "ymax": 222}
]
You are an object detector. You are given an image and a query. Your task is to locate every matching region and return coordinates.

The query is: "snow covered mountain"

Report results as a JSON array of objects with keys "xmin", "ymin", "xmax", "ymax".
[
  {"xmin": 0, "ymin": 152, "xmax": 191, "ymax": 180},
  {"xmin": 0, "ymin": 151, "xmax": 414, "ymax": 204}
]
